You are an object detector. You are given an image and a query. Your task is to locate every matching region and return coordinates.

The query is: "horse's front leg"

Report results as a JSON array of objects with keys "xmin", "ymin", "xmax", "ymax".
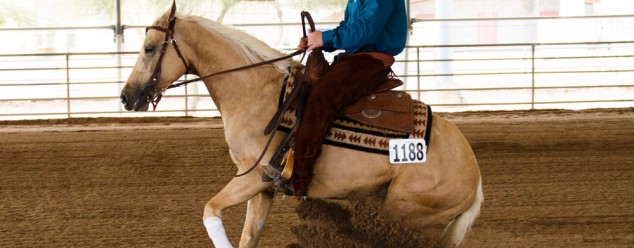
[
  {"xmin": 240, "ymin": 190, "xmax": 275, "ymax": 247},
  {"xmin": 203, "ymin": 170, "xmax": 271, "ymax": 248}
]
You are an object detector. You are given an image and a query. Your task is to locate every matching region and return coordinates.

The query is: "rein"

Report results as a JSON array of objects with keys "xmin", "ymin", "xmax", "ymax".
[
  {"xmin": 144, "ymin": 7, "xmax": 316, "ymax": 179},
  {"xmin": 233, "ymin": 11, "xmax": 316, "ymax": 178},
  {"xmin": 167, "ymin": 50, "xmax": 303, "ymax": 90}
]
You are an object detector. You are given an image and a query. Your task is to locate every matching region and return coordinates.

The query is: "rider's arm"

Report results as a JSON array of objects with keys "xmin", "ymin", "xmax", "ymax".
[{"xmin": 321, "ymin": 0, "xmax": 394, "ymax": 53}]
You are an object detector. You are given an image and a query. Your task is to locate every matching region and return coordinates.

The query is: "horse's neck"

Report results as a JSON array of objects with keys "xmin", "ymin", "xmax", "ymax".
[
  {"xmin": 177, "ymin": 19, "xmax": 295, "ymax": 166},
  {"xmin": 182, "ymin": 23, "xmax": 285, "ymax": 140},
  {"xmin": 204, "ymin": 67, "xmax": 285, "ymax": 162},
  {"xmin": 207, "ymin": 69, "xmax": 282, "ymax": 126}
]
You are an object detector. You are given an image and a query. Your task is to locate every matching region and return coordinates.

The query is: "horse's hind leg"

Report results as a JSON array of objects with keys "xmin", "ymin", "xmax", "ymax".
[
  {"xmin": 383, "ymin": 169, "xmax": 460, "ymax": 242},
  {"xmin": 442, "ymin": 177, "xmax": 483, "ymax": 247},
  {"xmin": 382, "ymin": 164, "xmax": 480, "ymax": 247},
  {"xmin": 239, "ymin": 190, "xmax": 275, "ymax": 247},
  {"xmin": 381, "ymin": 116, "xmax": 482, "ymax": 247}
]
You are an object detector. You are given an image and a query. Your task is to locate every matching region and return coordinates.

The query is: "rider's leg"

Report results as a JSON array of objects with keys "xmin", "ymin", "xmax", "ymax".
[{"xmin": 292, "ymin": 54, "xmax": 390, "ymax": 196}]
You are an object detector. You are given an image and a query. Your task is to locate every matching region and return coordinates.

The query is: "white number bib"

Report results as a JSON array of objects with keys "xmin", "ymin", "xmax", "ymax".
[{"xmin": 388, "ymin": 139, "xmax": 427, "ymax": 164}]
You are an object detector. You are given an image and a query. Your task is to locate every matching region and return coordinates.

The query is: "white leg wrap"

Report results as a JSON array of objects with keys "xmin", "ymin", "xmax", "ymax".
[{"xmin": 204, "ymin": 217, "xmax": 233, "ymax": 248}]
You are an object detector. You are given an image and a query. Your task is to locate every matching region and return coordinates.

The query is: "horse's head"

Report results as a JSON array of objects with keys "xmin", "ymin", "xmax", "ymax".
[
  {"xmin": 121, "ymin": 1, "xmax": 190, "ymax": 111},
  {"xmin": 121, "ymin": 1, "xmax": 294, "ymax": 113}
]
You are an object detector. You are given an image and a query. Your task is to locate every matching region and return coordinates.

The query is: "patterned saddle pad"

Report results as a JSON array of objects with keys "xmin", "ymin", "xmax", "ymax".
[
  {"xmin": 278, "ymin": 99, "xmax": 432, "ymax": 155},
  {"xmin": 276, "ymin": 66, "xmax": 433, "ymax": 155}
]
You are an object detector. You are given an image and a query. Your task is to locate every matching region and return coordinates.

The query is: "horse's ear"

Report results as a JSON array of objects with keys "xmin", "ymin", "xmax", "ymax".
[
  {"xmin": 154, "ymin": 0, "xmax": 177, "ymax": 27},
  {"xmin": 169, "ymin": 0, "xmax": 177, "ymax": 22}
]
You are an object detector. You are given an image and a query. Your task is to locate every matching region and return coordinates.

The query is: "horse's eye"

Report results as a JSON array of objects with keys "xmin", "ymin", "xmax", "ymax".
[{"xmin": 145, "ymin": 46, "xmax": 155, "ymax": 54}]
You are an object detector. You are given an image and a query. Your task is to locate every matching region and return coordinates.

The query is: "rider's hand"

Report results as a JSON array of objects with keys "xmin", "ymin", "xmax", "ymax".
[
  {"xmin": 306, "ymin": 31, "xmax": 323, "ymax": 51},
  {"xmin": 298, "ymin": 37, "xmax": 308, "ymax": 51}
]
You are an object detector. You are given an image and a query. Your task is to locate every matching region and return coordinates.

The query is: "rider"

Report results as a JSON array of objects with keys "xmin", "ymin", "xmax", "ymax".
[{"xmin": 273, "ymin": 0, "xmax": 408, "ymax": 196}]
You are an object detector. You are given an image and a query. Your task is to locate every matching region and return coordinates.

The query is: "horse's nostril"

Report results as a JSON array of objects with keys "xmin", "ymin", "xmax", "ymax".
[{"xmin": 120, "ymin": 93, "xmax": 128, "ymax": 104}]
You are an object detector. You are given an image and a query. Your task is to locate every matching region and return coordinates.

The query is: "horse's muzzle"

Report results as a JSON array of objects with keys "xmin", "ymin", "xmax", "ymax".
[
  {"xmin": 120, "ymin": 90, "xmax": 149, "ymax": 111},
  {"xmin": 120, "ymin": 93, "xmax": 129, "ymax": 107}
]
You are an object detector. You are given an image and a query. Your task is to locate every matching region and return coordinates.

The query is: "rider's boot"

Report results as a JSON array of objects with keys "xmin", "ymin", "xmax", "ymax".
[
  {"xmin": 261, "ymin": 163, "xmax": 281, "ymax": 183},
  {"xmin": 261, "ymin": 163, "xmax": 295, "ymax": 195}
]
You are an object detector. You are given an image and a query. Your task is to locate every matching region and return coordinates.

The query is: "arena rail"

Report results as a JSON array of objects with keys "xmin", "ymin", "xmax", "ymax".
[
  {"xmin": 402, "ymin": 41, "xmax": 634, "ymax": 110},
  {"xmin": 1, "ymin": 40, "xmax": 634, "ymax": 120}
]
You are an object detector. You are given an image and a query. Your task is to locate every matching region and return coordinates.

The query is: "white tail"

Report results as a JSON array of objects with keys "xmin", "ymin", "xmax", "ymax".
[{"xmin": 442, "ymin": 177, "xmax": 484, "ymax": 247}]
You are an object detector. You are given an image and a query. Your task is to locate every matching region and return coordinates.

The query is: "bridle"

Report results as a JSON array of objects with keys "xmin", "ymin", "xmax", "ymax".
[
  {"xmin": 143, "ymin": 5, "xmax": 189, "ymax": 110},
  {"xmin": 141, "ymin": 6, "xmax": 303, "ymax": 111}
]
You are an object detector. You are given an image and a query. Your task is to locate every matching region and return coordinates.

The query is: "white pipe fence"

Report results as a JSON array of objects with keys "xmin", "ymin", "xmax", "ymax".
[
  {"xmin": 1, "ymin": 40, "xmax": 633, "ymax": 120},
  {"xmin": 2, "ymin": 14, "xmax": 634, "ymax": 120}
]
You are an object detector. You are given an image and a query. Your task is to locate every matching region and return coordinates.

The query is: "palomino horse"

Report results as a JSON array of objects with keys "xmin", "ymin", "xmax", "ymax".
[{"xmin": 120, "ymin": 3, "xmax": 483, "ymax": 248}]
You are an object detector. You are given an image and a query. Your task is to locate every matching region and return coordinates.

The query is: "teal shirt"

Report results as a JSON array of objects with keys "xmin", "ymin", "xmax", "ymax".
[{"xmin": 322, "ymin": 0, "xmax": 408, "ymax": 56}]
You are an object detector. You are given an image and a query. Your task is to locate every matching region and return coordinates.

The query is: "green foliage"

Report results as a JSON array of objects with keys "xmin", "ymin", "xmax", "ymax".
[
  {"xmin": 78, "ymin": 0, "xmax": 115, "ymax": 19},
  {"xmin": 147, "ymin": 0, "xmax": 211, "ymax": 12},
  {"xmin": 213, "ymin": 0, "xmax": 347, "ymax": 23},
  {"xmin": 0, "ymin": 0, "xmax": 349, "ymax": 27},
  {"xmin": 0, "ymin": 1, "xmax": 36, "ymax": 27},
  {"xmin": 284, "ymin": 0, "xmax": 347, "ymax": 11}
]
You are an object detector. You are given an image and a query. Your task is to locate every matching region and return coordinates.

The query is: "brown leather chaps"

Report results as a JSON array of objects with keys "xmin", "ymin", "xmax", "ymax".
[{"xmin": 291, "ymin": 54, "xmax": 391, "ymax": 195}]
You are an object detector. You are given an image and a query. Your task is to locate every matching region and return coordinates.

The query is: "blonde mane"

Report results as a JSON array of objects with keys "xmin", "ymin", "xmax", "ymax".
[{"xmin": 177, "ymin": 14, "xmax": 292, "ymax": 72}]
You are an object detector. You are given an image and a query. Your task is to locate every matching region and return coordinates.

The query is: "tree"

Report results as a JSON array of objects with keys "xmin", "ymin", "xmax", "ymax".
[
  {"xmin": 217, "ymin": 0, "xmax": 241, "ymax": 23},
  {"xmin": 215, "ymin": 0, "xmax": 347, "ymax": 23},
  {"xmin": 285, "ymin": 0, "xmax": 347, "ymax": 11},
  {"xmin": 0, "ymin": 1, "xmax": 35, "ymax": 27}
]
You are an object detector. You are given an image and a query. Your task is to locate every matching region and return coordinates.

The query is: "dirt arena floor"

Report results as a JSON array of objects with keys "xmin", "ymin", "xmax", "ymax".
[{"xmin": 1, "ymin": 108, "xmax": 633, "ymax": 247}]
